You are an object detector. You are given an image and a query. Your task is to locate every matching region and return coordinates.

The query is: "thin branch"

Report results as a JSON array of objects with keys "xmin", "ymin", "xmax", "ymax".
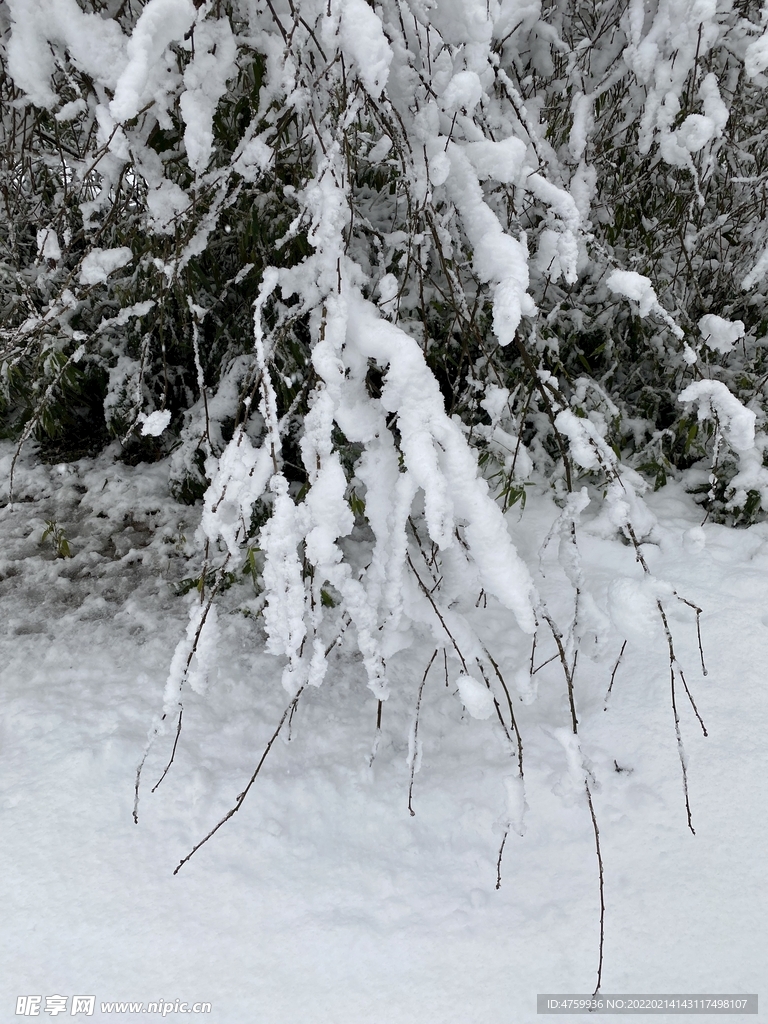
[
  {"xmin": 658, "ymin": 600, "xmax": 697, "ymax": 835},
  {"xmin": 152, "ymin": 705, "xmax": 184, "ymax": 793},
  {"xmin": 495, "ymin": 828, "xmax": 509, "ymax": 890},
  {"xmin": 407, "ymin": 552, "xmax": 468, "ymax": 671},
  {"xmin": 407, "ymin": 649, "xmax": 438, "ymax": 815},
  {"xmin": 585, "ymin": 781, "xmax": 605, "ymax": 998},
  {"xmin": 603, "ymin": 640, "xmax": 627, "ymax": 709},
  {"xmin": 174, "ymin": 687, "xmax": 305, "ymax": 874}
]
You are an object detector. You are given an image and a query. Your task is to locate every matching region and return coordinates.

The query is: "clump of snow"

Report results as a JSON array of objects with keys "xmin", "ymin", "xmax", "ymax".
[
  {"xmin": 678, "ymin": 380, "xmax": 756, "ymax": 452},
  {"xmin": 367, "ymin": 135, "xmax": 392, "ymax": 162},
  {"xmin": 427, "ymin": 146, "xmax": 451, "ymax": 187},
  {"xmin": 479, "ymin": 385, "xmax": 510, "ymax": 426},
  {"xmin": 503, "ymin": 774, "xmax": 527, "ymax": 836},
  {"xmin": 233, "ymin": 137, "xmax": 272, "ymax": 181},
  {"xmin": 440, "ymin": 70, "xmax": 483, "ymax": 113},
  {"xmin": 674, "ymin": 113, "xmax": 718, "ymax": 152},
  {"xmin": 607, "ymin": 269, "xmax": 683, "ymax": 338},
  {"xmin": 139, "ymin": 410, "xmax": 172, "ymax": 437},
  {"xmin": 377, "ymin": 273, "xmax": 399, "ymax": 307},
  {"xmin": 607, "ymin": 576, "xmax": 672, "ymax": 647},
  {"xmin": 445, "ymin": 143, "xmax": 535, "ymax": 347},
  {"xmin": 200, "ymin": 431, "xmax": 273, "ymax": 558},
  {"xmin": 179, "ymin": 17, "xmax": 237, "ymax": 174},
  {"xmin": 6, "ymin": 0, "xmax": 127, "ymax": 109},
  {"xmin": 338, "ymin": 0, "xmax": 392, "ymax": 98},
  {"xmin": 606, "ymin": 269, "xmax": 657, "ymax": 317},
  {"xmin": 36, "ymin": 227, "xmax": 61, "ymax": 264},
  {"xmin": 55, "ymin": 97, "xmax": 86, "ymax": 122},
  {"xmin": 554, "ymin": 409, "xmax": 605, "ymax": 471},
  {"xmin": 699, "ymin": 73, "xmax": 729, "ymax": 135},
  {"xmin": 464, "ymin": 138, "xmax": 527, "ymax": 185},
  {"xmin": 79, "ymin": 247, "xmax": 133, "ymax": 285},
  {"xmin": 569, "ymin": 91, "xmax": 594, "ymax": 162},
  {"xmin": 456, "ymin": 673, "xmax": 495, "ymax": 719},
  {"xmin": 744, "ymin": 31, "xmax": 768, "ymax": 79},
  {"xmin": 698, "ymin": 314, "xmax": 744, "ymax": 354},
  {"xmin": 110, "ymin": 0, "xmax": 196, "ymax": 124}
]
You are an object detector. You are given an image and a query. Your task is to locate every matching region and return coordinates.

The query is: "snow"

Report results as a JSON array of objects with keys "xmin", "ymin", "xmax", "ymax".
[
  {"xmin": 440, "ymin": 70, "xmax": 483, "ymax": 114},
  {"xmin": 180, "ymin": 17, "xmax": 237, "ymax": 174},
  {"xmin": 338, "ymin": 0, "xmax": 393, "ymax": 99},
  {"xmin": 1, "ymin": 0, "xmax": 767, "ymax": 1017},
  {"xmin": 139, "ymin": 410, "xmax": 172, "ymax": 437},
  {"xmin": 678, "ymin": 380, "xmax": 756, "ymax": 452},
  {"xmin": 1, "ymin": 447, "xmax": 764, "ymax": 1022},
  {"xmin": 36, "ymin": 227, "xmax": 61, "ymax": 264},
  {"xmin": 79, "ymin": 247, "xmax": 134, "ymax": 286},
  {"xmin": 606, "ymin": 269, "xmax": 658, "ymax": 317},
  {"xmin": 607, "ymin": 576, "xmax": 671, "ymax": 647},
  {"xmin": 6, "ymin": 0, "xmax": 127, "ymax": 109},
  {"xmin": 445, "ymin": 143, "xmax": 535, "ymax": 347},
  {"xmin": 744, "ymin": 31, "xmax": 768, "ymax": 79},
  {"xmin": 456, "ymin": 672, "xmax": 496, "ymax": 719},
  {"xmin": 697, "ymin": 314, "xmax": 745, "ymax": 355},
  {"xmin": 606, "ymin": 269, "xmax": 684, "ymax": 339},
  {"xmin": 110, "ymin": 0, "xmax": 196, "ymax": 124}
]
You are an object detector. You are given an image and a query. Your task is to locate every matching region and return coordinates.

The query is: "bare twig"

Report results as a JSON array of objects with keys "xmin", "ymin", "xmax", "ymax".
[
  {"xmin": 407, "ymin": 649, "xmax": 438, "ymax": 815},
  {"xmin": 603, "ymin": 640, "xmax": 627, "ymax": 709},
  {"xmin": 152, "ymin": 705, "xmax": 184, "ymax": 793},
  {"xmin": 657, "ymin": 600, "xmax": 699, "ymax": 834},
  {"xmin": 495, "ymin": 828, "xmax": 509, "ymax": 890},
  {"xmin": 585, "ymin": 781, "xmax": 605, "ymax": 998},
  {"xmin": 174, "ymin": 687, "xmax": 306, "ymax": 874}
]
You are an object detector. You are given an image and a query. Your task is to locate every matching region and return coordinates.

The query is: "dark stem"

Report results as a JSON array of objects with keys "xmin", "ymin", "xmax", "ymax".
[
  {"xmin": 407, "ymin": 649, "xmax": 438, "ymax": 816},
  {"xmin": 495, "ymin": 828, "xmax": 509, "ymax": 890},
  {"xmin": 152, "ymin": 705, "xmax": 184, "ymax": 793},
  {"xmin": 585, "ymin": 781, "xmax": 605, "ymax": 999},
  {"xmin": 603, "ymin": 640, "xmax": 627, "ymax": 709},
  {"xmin": 174, "ymin": 687, "xmax": 305, "ymax": 874}
]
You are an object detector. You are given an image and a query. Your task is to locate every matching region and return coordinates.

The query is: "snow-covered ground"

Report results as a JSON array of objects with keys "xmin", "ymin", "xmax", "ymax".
[{"xmin": 1, "ymin": 443, "xmax": 765, "ymax": 1023}]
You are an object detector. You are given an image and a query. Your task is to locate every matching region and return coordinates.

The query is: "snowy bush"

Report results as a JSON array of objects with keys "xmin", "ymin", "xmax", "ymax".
[{"xmin": 1, "ymin": 0, "xmax": 767, "ymax": 990}]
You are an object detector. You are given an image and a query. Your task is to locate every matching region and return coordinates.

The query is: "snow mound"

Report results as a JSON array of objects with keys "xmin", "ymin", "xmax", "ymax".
[{"xmin": 456, "ymin": 673, "xmax": 495, "ymax": 719}]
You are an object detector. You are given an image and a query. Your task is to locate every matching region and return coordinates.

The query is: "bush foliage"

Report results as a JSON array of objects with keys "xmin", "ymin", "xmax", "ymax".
[{"xmin": 2, "ymin": 0, "xmax": 768, "ymax": 684}]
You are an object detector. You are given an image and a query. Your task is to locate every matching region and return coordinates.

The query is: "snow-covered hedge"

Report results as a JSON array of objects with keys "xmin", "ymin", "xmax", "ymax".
[
  {"xmin": 7, "ymin": 0, "xmax": 768, "ymax": 979},
  {"xmin": 2, "ymin": 2, "xmax": 766, "ymax": 691}
]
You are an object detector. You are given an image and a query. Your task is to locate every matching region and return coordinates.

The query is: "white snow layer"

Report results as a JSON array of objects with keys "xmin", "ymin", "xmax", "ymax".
[
  {"xmin": 6, "ymin": 0, "xmax": 127, "ymax": 108},
  {"xmin": 457, "ymin": 673, "xmax": 495, "ymax": 719},
  {"xmin": 0, "ymin": 448, "xmax": 765, "ymax": 1021},
  {"xmin": 179, "ymin": 17, "xmax": 237, "ymax": 174},
  {"xmin": 607, "ymin": 269, "xmax": 683, "ymax": 338},
  {"xmin": 79, "ymin": 247, "xmax": 133, "ymax": 285},
  {"xmin": 698, "ymin": 314, "xmax": 745, "ymax": 354},
  {"xmin": 110, "ymin": 0, "xmax": 196, "ymax": 123},
  {"xmin": 678, "ymin": 380, "xmax": 756, "ymax": 451},
  {"xmin": 346, "ymin": 290, "xmax": 537, "ymax": 634},
  {"xmin": 139, "ymin": 410, "xmax": 172, "ymax": 437},
  {"xmin": 338, "ymin": 0, "xmax": 393, "ymax": 98}
]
